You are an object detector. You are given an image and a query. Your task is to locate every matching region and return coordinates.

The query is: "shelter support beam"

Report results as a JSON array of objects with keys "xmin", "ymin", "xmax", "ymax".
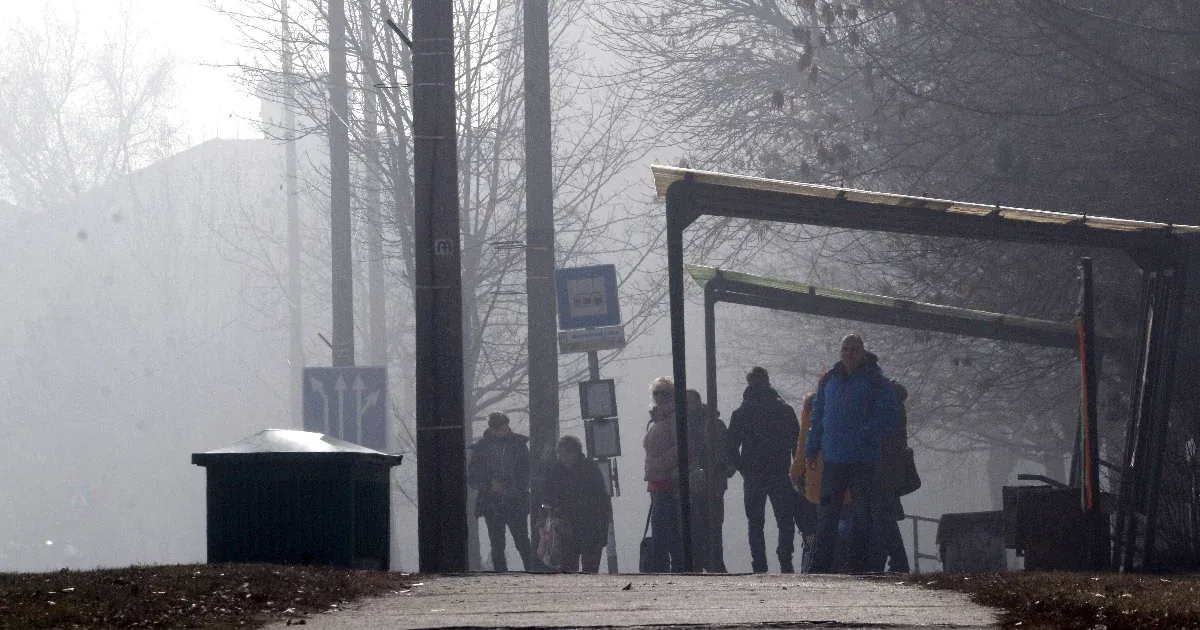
[
  {"xmin": 666, "ymin": 180, "xmax": 698, "ymax": 573},
  {"xmin": 704, "ymin": 278, "xmax": 718, "ymax": 411},
  {"xmin": 1115, "ymin": 261, "xmax": 1188, "ymax": 571}
]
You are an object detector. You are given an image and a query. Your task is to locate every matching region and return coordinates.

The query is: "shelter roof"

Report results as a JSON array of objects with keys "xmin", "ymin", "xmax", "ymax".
[
  {"xmin": 653, "ymin": 165, "xmax": 1200, "ymax": 255},
  {"xmin": 687, "ymin": 264, "xmax": 1125, "ymax": 350}
]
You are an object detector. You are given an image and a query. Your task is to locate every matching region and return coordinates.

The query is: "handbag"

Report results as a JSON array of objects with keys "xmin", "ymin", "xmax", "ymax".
[
  {"xmin": 537, "ymin": 513, "xmax": 563, "ymax": 570},
  {"xmin": 793, "ymin": 483, "xmax": 817, "ymax": 536},
  {"xmin": 638, "ymin": 494, "xmax": 654, "ymax": 573},
  {"xmin": 893, "ymin": 447, "xmax": 922, "ymax": 497}
]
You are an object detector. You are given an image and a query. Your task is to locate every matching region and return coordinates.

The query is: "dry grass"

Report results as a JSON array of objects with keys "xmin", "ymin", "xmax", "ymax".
[
  {"xmin": 900, "ymin": 571, "xmax": 1200, "ymax": 629},
  {"xmin": 0, "ymin": 563, "xmax": 413, "ymax": 629}
]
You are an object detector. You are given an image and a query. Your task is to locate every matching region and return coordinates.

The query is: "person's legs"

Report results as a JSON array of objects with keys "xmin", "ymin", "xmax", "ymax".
[
  {"xmin": 864, "ymin": 484, "xmax": 891, "ymax": 573},
  {"xmin": 690, "ymin": 490, "xmax": 710, "ymax": 571},
  {"xmin": 483, "ymin": 512, "xmax": 508, "ymax": 572},
  {"xmin": 708, "ymin": 489, "xmax": 728, "ymax": 572},
  {"xmin": 810, "ymin": 462, "xmax": 853, "ymax": 573},
  {"xmin": 560, "ymin": 550, "xmax": 582, "ymax": 572},
  {"xmin": 766, "ymin": 475, "xmax": 797, "ymax": 572},
  {"xmin": 650, "ymin": 490, "xmax": 680, "ymax": 572},
  {"xmin": 506, "ymin": 505, "xmax": 533, "ymax": 571},
  {"xmin": 743, "ymin": 475, "xmax": 769, "ymax": 572},
  {"xmin": 882, "ymin": 518, "xmax": 910, "ymax": 572},
  {"xmin": 846, "ymin": 462, "xmax": 877, "ymax": 573},
  {"xmin": 663, "ymin": 492, "xmax": 685, "ymax": 572},
  {"xmin": 580, "ymin": 547, "xmax": 603, "ymax": 573}
]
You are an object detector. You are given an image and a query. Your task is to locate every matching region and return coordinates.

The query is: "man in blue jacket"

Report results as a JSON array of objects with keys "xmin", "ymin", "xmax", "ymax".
[{"xmin": 804, "ymin": 334, "xmax": 900, "ymax": 573}]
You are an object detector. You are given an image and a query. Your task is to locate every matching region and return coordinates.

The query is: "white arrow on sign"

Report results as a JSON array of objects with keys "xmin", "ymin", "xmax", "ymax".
[
  {"xmin": 309, "ymin": 376, "xmax": 331, "ymax": 434},
  {"xmin": 353, "ymin": 375, "xmax": 380, "ymax": 443},
  {"xmin": 334, "ymin": 375, "xmax": 348, "ymax": 440}
]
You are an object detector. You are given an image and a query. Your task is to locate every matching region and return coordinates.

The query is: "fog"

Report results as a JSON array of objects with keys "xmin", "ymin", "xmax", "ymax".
[{"xmin": 7, "ymin": 0, "xmax": 1163, "ymax": 575}]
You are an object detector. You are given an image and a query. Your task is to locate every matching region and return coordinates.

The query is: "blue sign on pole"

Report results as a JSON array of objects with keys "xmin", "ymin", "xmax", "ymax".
[
  {"xmin": 554, "ymin": 264, "xmax": 621, "ymax": 330},
  {"xmin": 302, "ymin": 367, "xmax": 388, "ymax": 451}
]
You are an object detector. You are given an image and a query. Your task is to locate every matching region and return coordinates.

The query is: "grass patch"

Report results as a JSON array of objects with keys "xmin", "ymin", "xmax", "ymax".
[
  {"xmin": 899, "ymin": 571, "xmax": 1200, "ymax": 629},
  {"xmin": 0, "ymin": 563, "xmax": 413, "ymax": 629}
]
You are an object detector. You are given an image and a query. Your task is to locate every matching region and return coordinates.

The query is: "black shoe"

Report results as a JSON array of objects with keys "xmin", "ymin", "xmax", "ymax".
[{"xmin": 779, "ymin": 560, "xmax": 794, "ymax": 573}]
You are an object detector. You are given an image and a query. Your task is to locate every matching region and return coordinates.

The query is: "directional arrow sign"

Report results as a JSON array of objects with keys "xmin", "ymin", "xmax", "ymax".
[{"xmin": 302, "ymin": 367, "xmax": 388, "ymax": 450}]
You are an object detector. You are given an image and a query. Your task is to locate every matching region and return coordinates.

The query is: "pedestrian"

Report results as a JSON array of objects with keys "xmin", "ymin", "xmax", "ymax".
[
  {"xmin": 804, "ymin": 334, "xmax": 900, "ymax": 573},
  {"xmin": 686, "ymin": 389, "xmax": 735, "ymax": 572},
  {"xmin": 866, "ymin": 381, "xmax": 912, "ymax": 573},
  {"xmin": 727, "ymin": 367, "xmax": 801, "ymax": 573},
  {"xmin": 545, "ymin": 435, "xmax": 612, "ymax": 573},
  {"xmin": 467, "ymin": 411, "xmax": 533, "ymax": 572},
  {"xmin": 644, "ymin": 376, "xmax": 684, "ymax": 572}
]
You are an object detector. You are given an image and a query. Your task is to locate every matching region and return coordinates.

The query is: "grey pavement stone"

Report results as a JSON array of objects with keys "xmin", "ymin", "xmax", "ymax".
[{"xmin": 265, "ymin": 573, "xmax": 998, "ymax": 629}]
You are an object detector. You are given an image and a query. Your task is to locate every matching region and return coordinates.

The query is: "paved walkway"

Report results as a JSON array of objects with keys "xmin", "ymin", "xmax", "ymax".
[{"xmin": 266, "ymin": 573, "xmax": 998, "ymax": 629}]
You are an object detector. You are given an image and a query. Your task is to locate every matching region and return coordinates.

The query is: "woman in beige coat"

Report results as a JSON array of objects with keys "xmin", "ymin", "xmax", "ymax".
[{"xmin": 644, "ymin": 376, "xmax": 683, "ymax": 572}]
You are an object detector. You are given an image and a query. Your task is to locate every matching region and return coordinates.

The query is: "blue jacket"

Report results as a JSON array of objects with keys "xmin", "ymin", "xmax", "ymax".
[{"xmin": 804, "ymin": 354, "xmax": 899, "ymax": 464}]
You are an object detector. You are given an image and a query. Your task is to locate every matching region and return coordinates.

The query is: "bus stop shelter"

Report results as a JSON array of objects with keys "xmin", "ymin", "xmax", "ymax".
[
  {"xmin": 654, "ymin": 165, "xmax": 1200, "ymax": 572},
  {"xmin": 686, "ymin": 263, "xmax": 1116, "ymax": 411}
]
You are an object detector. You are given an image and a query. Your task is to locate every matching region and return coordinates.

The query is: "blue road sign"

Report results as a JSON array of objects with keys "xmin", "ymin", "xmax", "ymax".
[
  {"xmin": 302, "ymin": 367, "xmax": 388, "ymax": 451},
  {"xmin": 554, "ymin": 264, "xmax": 621, "ymax": 329}
]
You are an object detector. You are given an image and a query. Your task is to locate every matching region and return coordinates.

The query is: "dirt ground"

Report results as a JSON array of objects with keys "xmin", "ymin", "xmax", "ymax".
[
  {"xmin": 4, "ymin": 564, "xmax": 1200, "ymax": 629},
  {"xmin": 901, "ymin": 571, "xmax": 1200, "ymax": 629},
  {"xmin": 0, "ymin": 564, "xmax": 412, "ymax": 629}
]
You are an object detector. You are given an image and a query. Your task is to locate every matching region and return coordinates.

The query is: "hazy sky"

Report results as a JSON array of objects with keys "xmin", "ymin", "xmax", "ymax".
[{"xmin": 13, "ymin": 0, "xmax": 261, "ymax": 144}]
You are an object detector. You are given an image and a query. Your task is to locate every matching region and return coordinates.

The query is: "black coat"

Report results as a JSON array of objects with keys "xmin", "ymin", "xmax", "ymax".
[
  {"xmin": 467, "ymin": 431, "xmax": 530, "ymax": 518},
  {"xmin": 545, "ymin": 458, "xmax": 612, "ymax": 551},
  {"xmin": 727, "ymin": 385, "xmax": 801, "ymax": 477}
]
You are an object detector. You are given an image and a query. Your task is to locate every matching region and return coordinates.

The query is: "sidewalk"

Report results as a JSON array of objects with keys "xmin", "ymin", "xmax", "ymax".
[{"xmin": 265, "ymin": 572, "xmax": 998, "ymax": 629}]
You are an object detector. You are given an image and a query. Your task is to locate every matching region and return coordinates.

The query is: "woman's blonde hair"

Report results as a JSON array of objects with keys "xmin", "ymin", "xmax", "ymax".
[{"xmin": 649, "ymin": 376, "xmax": 674, "ymax": 395}]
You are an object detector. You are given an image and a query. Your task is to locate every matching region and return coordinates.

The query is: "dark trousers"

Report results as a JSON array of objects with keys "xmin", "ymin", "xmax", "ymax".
[
  {"xmin": 706, "ymin": 487, "xmax": 728, "ymax": 572},
  {"xmin": 561, "ymin": 548, "xmax": 603, "ymax": 573},
  {"xmin": 650, "ymin": 490, "xmax": 684, "ymax": 572},
  {"xmin": 871, "ymin": 516, "xmax": 910, "ymax": 572},
  {"xmin": 743, "ymin": 474, "xmax": 796, "ymax": 572},
  {"xmin": 810, "ymin": 461, "xmax": 875, "ymax": 573},
  {"xmin": 865, "ymin": 485, "xmax": 910, "ymax": 573},
  {"xmin": 483, "ymin": 505, "xmax": 532, "ymax": 572}
]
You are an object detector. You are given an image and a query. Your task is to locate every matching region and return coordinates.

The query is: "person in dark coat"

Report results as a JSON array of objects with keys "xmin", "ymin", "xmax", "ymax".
[
  {"xmin": 468, "ymin": 411, "xmax": 533, "ymax": 571},
  {"xmin": 686, "ymin": 389, "xmax": 735, "ymax": 572},
  {"xmin": 545, "ymin": 435, "xmax": 613, "ymax": 572},
  {"xmin": 804, "ymin": 334, "xmax": 900, "ymax": 574},
  {"xmin": 866, "ymin": 381, "xmax": 911, "ymax": 572},
  {"xmin": 727, "ymin": 367, "xmax": 801, "ymax": 573}
]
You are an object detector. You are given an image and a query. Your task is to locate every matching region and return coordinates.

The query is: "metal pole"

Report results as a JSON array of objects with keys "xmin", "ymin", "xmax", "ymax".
[
  {"xmin": 1077, "ymin": 258, "xmax": 1105, "ymax": 570},
  {"xmin": 523, "ymin": 0, "xmax": 560, "ymax": 559},
  {"xmin": 282, "ymin": 0, "xmax": 304, "ymax": 424},
  {"xmin": 1114, "ymin": 271, "xmax": 1155, "ymax": 569},
  {"xmin": 413, "ymin": 0, "xmax": 467, "ymax": 572},
  {"xmin": 704, "ymin": 278, "xmax": 718, "ymax": 412},
  {"xmin": 328, "ymin": 0, "xmax": 354, "ymax": 368},
  {"xmin": 666, "ymin": 184, "xmax": 694, "ymax": 573},
  {"xmin": 913, "ymin": 517, "xmax": 919, "ymax": 573},
  {"xmin": 1142, "ymin": 264, "xmax": 1187, "ymax": 569},
  {"xmin": 588, "ymin": 350, "xmax": 619, "ymax": 574}
]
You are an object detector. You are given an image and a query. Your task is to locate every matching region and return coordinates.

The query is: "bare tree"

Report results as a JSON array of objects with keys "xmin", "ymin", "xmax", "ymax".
[
  {"xmin": 0, "ymin": 8, "xmax": 178, "ymax": 210},
  {"xmin": 597, "ymin": 0, "xmax": 1199, "ymax": 497},
  {"xmin": 221, "ymin": 0, "xmax": 662, "ymax": 487}
]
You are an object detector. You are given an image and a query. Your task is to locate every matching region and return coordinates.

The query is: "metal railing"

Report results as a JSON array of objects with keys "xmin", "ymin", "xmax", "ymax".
[{"xmin": 907, "ymin": 514, "xmax": 941, "ymax": 573}]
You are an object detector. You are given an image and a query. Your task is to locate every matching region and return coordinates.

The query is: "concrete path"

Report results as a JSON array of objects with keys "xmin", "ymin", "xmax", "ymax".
[{"xmin": 266, "ymin": 573, "xmax": 998, "ymax": 629}]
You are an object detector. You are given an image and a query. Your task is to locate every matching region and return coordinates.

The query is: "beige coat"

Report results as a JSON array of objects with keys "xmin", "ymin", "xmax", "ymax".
[{"xmin": 644, "ymin": 404, "xmax": 678, "ymax": 483}]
